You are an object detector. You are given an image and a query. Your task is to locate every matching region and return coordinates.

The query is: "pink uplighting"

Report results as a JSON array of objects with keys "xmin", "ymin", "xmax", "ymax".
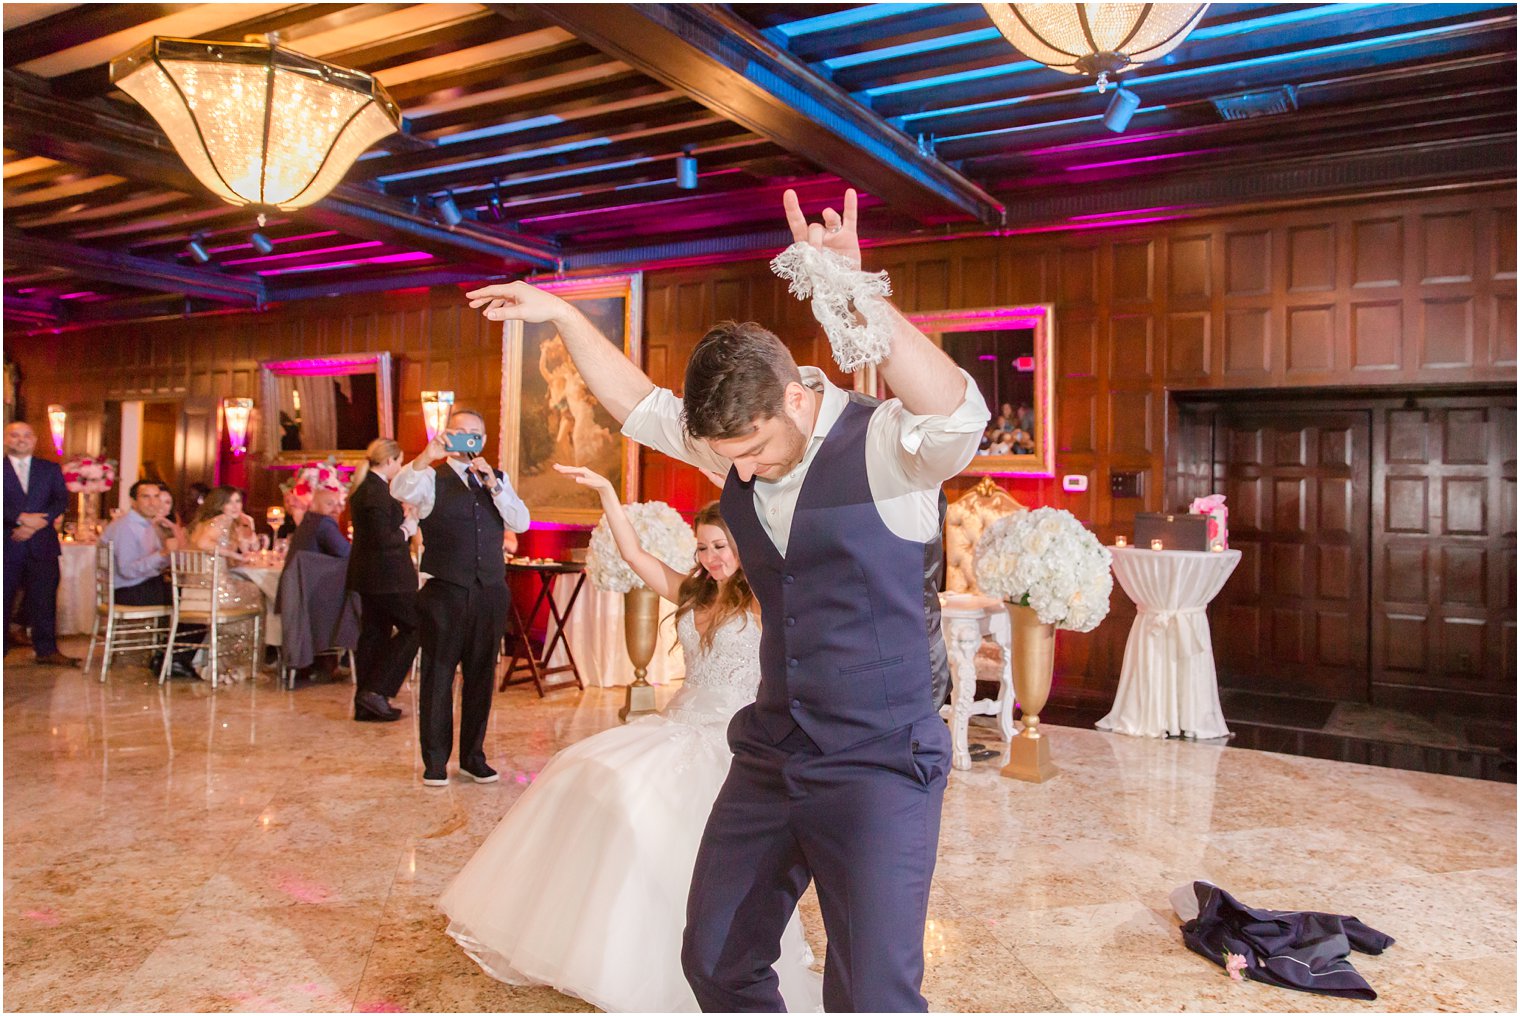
[
  {"xmin": 256, "ymin": 251, "xmax": 433, "ymax": 277},
  {"xmin": 221, "ymin": 240, "xmax": 384, "ymax": 267},
  {"xmin": 262, "ymin": 355, "xmax": 382, "ymax": 377},
  {"xmin": 276, "ymin": 874, "xmax": 332, "ymax": 904}
]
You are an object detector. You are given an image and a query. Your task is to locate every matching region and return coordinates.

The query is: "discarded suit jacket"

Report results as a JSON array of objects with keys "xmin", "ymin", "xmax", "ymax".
[{"xmin": 1180, "ymin": 881, "xmax": 1394, "ymax": 1000}]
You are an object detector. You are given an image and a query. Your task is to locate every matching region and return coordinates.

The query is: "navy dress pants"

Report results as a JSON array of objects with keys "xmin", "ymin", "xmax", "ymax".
[
  {"xmin": 682, "ymin": 710, "xmax": 950, "ymax": 1012},
  {"xmin": 3, "ymin": 544, "xmax": 60, "ymax": 657}
]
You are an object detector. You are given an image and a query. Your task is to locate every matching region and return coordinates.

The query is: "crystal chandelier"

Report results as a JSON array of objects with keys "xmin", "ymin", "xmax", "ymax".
[
  {"xmin": 110, "ymin": 36, "xmax": 401, "ymax": 211},
  {"xmin": 982, "ymin": 3, "xmax": 1209, "ymax": 91}
]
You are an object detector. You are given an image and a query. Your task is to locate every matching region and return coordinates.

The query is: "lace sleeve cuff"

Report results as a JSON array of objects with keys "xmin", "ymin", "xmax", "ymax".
[{"xmin": 770, "ymin": 242, "xmax": 894, "ymax": 372}]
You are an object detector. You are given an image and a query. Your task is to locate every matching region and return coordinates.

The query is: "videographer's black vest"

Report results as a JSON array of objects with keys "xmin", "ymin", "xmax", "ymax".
[{"xmin": 419, "ymin": 463, "xmax": 506, "ymax": 588}]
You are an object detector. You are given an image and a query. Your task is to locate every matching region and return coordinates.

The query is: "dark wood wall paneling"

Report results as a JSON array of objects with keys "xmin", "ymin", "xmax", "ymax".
[{"xmin": 8, "ymin": 188, "xmax": 1515, "ymax": 701}]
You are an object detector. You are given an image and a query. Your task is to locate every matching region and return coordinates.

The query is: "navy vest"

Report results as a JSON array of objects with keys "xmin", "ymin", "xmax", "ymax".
[
  {"xmin": 721, "ymin": 394, "xmax": 948, "ymax": 754},
  {"xmin": 419, "ymin": 463, "xmax": 506, "ymax": 588}
]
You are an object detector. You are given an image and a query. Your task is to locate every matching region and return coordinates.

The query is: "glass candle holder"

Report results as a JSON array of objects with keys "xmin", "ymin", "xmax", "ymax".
[
  {"xmin": 1210, "ymin": 541, "xmax": 1224, "ymax": 552},
  {"xmin": 1114, "ymin": 535, "xmax": 1127, "ymax": 547},
  {"xmin": 1150, "ymin": 538, "xmax": 1164, "ymax": 551}
]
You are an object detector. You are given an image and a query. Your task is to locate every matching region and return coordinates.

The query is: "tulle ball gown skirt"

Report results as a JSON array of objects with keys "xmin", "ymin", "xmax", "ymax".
[{"xmin": 438, "ymin": 710, "xmax": 822, "ymax": 1013}]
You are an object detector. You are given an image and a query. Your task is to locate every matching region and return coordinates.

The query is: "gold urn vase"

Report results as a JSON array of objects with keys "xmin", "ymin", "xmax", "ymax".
[
  {"xmin": 619, "ymin": 586, "xmax": 660, "ymax": 723},
  {"xmin": 1002, "ymin": 602, "xmax": 1059, "ymax": 783}
]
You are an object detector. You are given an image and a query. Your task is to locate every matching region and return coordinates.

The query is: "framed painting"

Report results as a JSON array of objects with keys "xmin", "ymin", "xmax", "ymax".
[
  {"xmin": 499, "ymin": 273, "xmax": 642, "ymax": 524},
  {"xmin": 906, "ymin": 305, "xmax": 1056, "ymax": 478}
]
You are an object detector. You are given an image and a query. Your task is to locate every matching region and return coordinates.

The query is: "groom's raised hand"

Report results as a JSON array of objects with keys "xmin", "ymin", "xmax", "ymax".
[
  {"xmin": 467, "ymin": 280, "xmax": 569, "ymax": 324},
  {"xmin": 783, "ymin": 187, "xmax": 860, "ymax": 269}
]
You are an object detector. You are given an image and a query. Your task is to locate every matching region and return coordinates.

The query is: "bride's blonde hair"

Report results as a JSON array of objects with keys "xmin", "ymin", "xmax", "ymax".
[{"xmin": 672, "ymin": 502, "xmax": 754, "ymax": 654}]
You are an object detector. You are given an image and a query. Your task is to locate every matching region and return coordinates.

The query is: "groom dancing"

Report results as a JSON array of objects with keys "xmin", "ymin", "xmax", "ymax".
[{"xmin": 468, "ymin": 189, "xmax": 987, "ymax": 1011}]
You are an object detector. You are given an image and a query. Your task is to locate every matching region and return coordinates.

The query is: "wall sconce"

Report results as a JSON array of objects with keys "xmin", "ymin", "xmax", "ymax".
[
  {"xmin": 421, "ymin": 390, "xmax": 454, "ymax": 440},
  {"xmin": 46, "ymin": 404, "xmax": 66, "ymax": 456},
  {"xmin": 223, "ymin": 397, "xmax": 253, "ymax": 457}
]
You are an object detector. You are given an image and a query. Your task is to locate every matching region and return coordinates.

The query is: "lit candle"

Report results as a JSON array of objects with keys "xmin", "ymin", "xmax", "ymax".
[
  {"xmin": 1150, "ymin": 538, "xmax": 1164, "ymax": 551},
  {"xmin": 1114, "ymin": 535, "xmax": 1127, "ymax": 547},
  {"xmin": 1210, "ymin": 541, "xmax": 1224, "ymax": 552}
]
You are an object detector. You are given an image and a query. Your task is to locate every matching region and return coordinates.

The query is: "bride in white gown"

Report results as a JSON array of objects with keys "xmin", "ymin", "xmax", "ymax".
[{"xmin": 438, "ymin": 465, "xmax": 823, "ymax": 1013}]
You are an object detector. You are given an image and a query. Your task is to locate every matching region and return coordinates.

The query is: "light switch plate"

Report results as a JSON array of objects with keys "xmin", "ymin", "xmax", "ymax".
[{"xmin": 1062, "ymin": 474, "xmax": 1088, "ymax": 492}]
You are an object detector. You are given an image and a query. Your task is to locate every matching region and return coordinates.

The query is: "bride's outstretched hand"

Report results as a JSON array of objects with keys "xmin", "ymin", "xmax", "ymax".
[
  {"xmin": 783, "ymin": 187, "xmax": 860, "ymax": 269},
  {"xmin": 554, "ymin": 463, "xmax": 615, "ymax": 498},
  {"xmin": 466, "ymin": 280, "xmax": 569, "ymax": 324}
]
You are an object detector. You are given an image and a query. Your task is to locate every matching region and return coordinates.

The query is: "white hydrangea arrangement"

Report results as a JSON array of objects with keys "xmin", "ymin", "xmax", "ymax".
[
  {"xmin": 586, "ymin": 501, "xmax": 698, "ymax": 594},
  {"xmin": 973, "ymin": 507, "xmax": 1114, "ymax": 632}
]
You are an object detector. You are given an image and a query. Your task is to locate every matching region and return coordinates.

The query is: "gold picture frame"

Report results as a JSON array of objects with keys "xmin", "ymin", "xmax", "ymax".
[
  {"xmin": 906, "ymin": 305, "xmax": 1056, "ymax": 478},
  {"xmin": 257, "ymin": 352, "xmax": 395, "ymax": 466},
  {"xmin": 499, "ymin": 273, "xmax": 642, "ymax": 524}
]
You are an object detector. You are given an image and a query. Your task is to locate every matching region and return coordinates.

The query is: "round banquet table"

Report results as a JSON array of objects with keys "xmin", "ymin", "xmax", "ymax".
[
  {"xmin": 1096, "ymin": 547, "xmax": 1242, "ymax": 740},
  {"xmin": 56, "ymin": 542, "xmax": 98, "ymax": 635},
  {"xmin": 545, "ymin": 581, "xmax": 685, "ymax": 687}
]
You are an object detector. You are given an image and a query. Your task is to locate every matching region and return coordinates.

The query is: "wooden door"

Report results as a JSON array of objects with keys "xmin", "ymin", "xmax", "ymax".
[
  {"xmin": 1213, "ymin": 410, "xmax": 1372, "ymax": 700},
  {"xmin": 1372, "ymin": 397, "xmax": 1517, "ymax": 712}
]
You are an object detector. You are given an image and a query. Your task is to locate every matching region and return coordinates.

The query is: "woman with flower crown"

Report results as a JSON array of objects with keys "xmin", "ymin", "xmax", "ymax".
[{"xmin": 438, "ymin": 463, "xmax": 822, "ymax": 1013}]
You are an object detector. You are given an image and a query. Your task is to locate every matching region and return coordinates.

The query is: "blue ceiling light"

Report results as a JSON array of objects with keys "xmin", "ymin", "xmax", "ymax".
[
  {"xmin": 1102, "ymin": 88, "xmax": 1141, "ymax": 133},
  {"xmin": 435, "ymin": 192, "xmax": 462, "ymax": 227},
  {"xmin": 773, "ymin": 2, "xmax": 940, "ymax": 38}
]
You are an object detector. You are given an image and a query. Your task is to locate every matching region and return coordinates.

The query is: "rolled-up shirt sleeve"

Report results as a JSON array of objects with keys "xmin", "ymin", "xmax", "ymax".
[
  {"xmin": 870, "ymin": 368, "xmax": 991, "ymax": 491},
  {"xmin": 620, "ymin": 386, "xmax": 732, "ymax": 476},
  {"xmin": 492, "ymin": 473, "xmax": 531, "ymax": 533},
  {"xmin": 389, "ymin": 466, "xmax": 436, "ymax": 519}
]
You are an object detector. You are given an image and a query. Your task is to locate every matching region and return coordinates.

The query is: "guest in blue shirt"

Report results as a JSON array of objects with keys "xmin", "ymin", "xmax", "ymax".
[{"xmin": 100, "ymin": 479, "xmax": 202, "ymax": 677}]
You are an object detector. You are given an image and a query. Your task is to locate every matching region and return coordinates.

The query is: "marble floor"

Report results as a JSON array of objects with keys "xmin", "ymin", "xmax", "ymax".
[{"xmin": 5, "ymin": 638, "xmax": 1516, "ymax": 1013}]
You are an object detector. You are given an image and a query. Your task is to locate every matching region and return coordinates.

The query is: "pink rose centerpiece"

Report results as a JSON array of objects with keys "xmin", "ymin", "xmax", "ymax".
[{"xmin": 61, "ymin": 454, "xmax": 117, "ymax": 536}]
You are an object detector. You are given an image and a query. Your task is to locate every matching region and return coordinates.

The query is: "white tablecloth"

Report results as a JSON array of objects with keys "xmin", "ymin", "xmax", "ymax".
[
  {"xmin": 231, "ymin": 564, "xmax": 283, "ymax": 645},
  {"xmin": 1097, "ymin": 548, "xmax": 1241, "ymax": 739},
  {"xmin": 545, "ymin": 581, "xmax": 685, "ymax": 687},
  {"xmin": 56, "ymin": 542, "xmax": 98, "ymax": 635}
]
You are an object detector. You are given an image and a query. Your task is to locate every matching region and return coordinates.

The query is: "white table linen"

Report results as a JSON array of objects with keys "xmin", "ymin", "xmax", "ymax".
[
  {"xmin": 1097, "ymin": 548, "xmax": 1241, "ymax": 739},
  {"xmin": 232, "ymin": 564, "xmax": 283, "ymax": 645},
  {"xmin": 545, "ymin": 582, "xmax": 685, "ymax": 687},
  {"xmin": 56, "ymin": 542, "xmax": 98, "ymax": 635}
]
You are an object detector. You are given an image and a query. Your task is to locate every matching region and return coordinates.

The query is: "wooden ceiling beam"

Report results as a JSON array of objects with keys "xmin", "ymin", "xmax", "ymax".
[
  {"xmin": 3, "ymin": 3, "xmax": 184, "ymax": 68},
  {"xmin": 524, "ymin": 3, "xmax": 1003, "ymax": 225},
  {"xmin": 4, "ymin": 227, "xmax": 266, "ymax": 304}
]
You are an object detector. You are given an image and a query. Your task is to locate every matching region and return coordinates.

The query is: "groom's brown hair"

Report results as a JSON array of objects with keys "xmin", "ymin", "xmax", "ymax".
[{"xmin": 681, "ymin": 321, "xmax": 801, "ymax": 440}]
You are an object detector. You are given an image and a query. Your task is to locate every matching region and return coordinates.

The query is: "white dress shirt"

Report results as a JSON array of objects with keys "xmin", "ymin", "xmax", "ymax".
[
  {"xmin": 622, "ymin": 366, "xmax": 989, "ymax": 556},
  {"xmin": 389, "ymin": 456, "xmax": 531, "ymax": 533},
  {"xmin": 8, "ymin": 454, "xmax": 32, "ymax": 494}
]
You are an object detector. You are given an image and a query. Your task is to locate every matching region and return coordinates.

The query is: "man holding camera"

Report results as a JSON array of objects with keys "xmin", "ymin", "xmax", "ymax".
[{"xmin": 390, "ymin": 408, "xmax": 530, "ymax": 786}]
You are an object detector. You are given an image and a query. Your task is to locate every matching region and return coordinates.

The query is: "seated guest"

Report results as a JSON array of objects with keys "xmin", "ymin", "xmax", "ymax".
[
  {"xmin": 288, "ymin": 487, "xmax": 350, "ymax": 560},
  {"xmin": 100, "ymin": 480, "xmax": 200, "ymax": 678},
  {"xmin": 188, "ymin": 486, "xmax": 264, "ymax": 609}
]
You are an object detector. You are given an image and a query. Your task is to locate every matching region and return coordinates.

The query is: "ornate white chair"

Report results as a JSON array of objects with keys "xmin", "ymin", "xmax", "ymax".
[{"xmin": 939, "ymin": 478, "xmax": 1027, "ymax": 770}]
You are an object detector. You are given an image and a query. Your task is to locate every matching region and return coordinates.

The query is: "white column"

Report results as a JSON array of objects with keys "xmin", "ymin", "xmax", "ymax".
[{"xmin": 117, "ymin": 400, "xmax": 143, "ymax": 511}]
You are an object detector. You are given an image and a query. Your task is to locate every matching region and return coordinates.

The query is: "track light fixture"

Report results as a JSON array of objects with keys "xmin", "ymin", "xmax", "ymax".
[
  {"xmin": 487, "ymin": 179, "xmax": 504, "ymax": 222},
  {"xmin": 249, "ymin": 231, "xmax": 275, "ymax": 255},
  {"xmin": 1102, "ymin": 87, "xmax": 1141, "ymax": 133},
  {"xmin": 676, "ymin": 152, "xmax": 698, "ymax": 190},
  {"xmin": 185, "ymin": 235, "xmax": 210, "ymax": 263},
  {"xmin": 435, "ymin": 192, "xmax": 463, "ymax": 227}
]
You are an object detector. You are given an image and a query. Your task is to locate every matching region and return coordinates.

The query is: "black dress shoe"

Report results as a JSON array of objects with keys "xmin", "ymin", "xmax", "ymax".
[
  {"xmin": 169, "ymin": 661, "xmax": 200, "ymax": 680},
  {"xmin": 354, "ymin": 691, "xmax": 402, "ymax": 723},
  {"xmin": 35, "ymin": 652, "xmax": 80, "ymax": 667},
  {"xmin": 460, "ymin": 760, "xmax": 499, "ymax": 784}
]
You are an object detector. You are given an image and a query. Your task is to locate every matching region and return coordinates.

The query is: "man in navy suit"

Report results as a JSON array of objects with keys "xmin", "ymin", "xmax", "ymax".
[{"xmin": 4, "ymin": 421, "xmax": 78, "ymax": 666}]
